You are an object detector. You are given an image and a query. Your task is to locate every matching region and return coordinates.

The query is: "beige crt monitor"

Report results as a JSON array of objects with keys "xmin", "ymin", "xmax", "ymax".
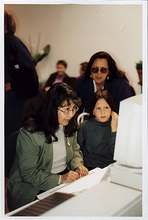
[
  {"xmin": 110, "ymin": 94, "xmax": 142, "ymax": 190},
  {"xmin": 114, "ymin": 94, "xmax": 142, "ymax": 167}
]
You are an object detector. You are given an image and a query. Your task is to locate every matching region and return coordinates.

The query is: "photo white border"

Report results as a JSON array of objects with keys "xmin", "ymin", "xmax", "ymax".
[{"xmin": 1, "ymin": 1, "xmax": 147, "ymax": 219}]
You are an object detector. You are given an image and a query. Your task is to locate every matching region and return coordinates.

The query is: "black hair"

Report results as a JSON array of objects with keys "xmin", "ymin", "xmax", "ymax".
[
  {"xmin": 56, "ymin": 60, "xmax": 67, "ymax": 69},
  {"xmin": 88, "ymin": 90, "xmax": 117, "ymax": 119},
  {"xmin": 21, "ymin": 83, "xmax": 81, "ymax": 143},
  {"xmin": 83, "ymin": 51, "xmax": 128, "ymax": 82},
  {"xmin": 80, "ymin": 62, "xmax": 88, "ymax": 72}
]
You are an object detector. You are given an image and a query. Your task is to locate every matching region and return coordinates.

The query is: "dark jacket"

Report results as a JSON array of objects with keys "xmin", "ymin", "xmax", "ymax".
[
  {"xmin": 5, "ymin": 32, "xmax": 39, "ymax": 100},
  {"xmin": 76, "ymin": 75, "xmax": 132, "ymax": 112},
  {"xmin": 44, "ymin": 72, "xmax": 72, "ymax": 88}
]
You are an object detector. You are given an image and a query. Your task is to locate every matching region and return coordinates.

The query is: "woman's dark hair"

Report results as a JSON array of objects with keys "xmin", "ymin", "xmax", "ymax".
[
  {"xmin": 88, "ymin": 90, "xmax": 117, "ymax": 119},
  {"xmin": 80, "ymin": 62, "xmax": 88, "ymax": 72},
  {"xmin": 4, "ymin": 10, "xmax": 16, "ymax": 33},
  {"xmin": 57, "ymin": 60, "xmax": 67, "ymax": 69},
  {"xmin": 21, "ymin": 83, "xmax": 81, "ymax": 143},
  {"xmin": 83, "ymin": 51, "xmax": 128, "ymax": 82}
]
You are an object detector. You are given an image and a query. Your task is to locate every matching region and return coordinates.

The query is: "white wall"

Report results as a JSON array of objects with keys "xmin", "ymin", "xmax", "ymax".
[{"xmin": 4, "ymin": 3, "xmax": 143, "ymax": 94}]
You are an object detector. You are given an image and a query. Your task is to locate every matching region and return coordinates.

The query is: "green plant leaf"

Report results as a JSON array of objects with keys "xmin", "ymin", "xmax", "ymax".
[{"xmin": 33, "ymin": 44, "xmax": 50, "ymax": 66}]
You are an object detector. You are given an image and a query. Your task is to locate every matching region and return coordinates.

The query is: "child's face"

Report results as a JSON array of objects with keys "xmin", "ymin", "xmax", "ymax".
[{"xmin": 93, "ymin": 98, "xmax": 111, "ymax": 122}]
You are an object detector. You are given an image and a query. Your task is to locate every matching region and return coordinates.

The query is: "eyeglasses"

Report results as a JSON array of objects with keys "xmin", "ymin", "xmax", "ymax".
[
  {"xmin": 91, "ymin": 67, "xmax": 108, "ymax": 74},
  {"xmin": 58, "ymin": 106, "xmax": 79, "ymax": 115}
]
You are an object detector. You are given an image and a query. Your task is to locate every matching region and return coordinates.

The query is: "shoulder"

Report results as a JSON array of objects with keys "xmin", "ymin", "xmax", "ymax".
[
  {"xmin": 6, "ymin": 34, "xmax": 22, "ymax": 48},
  {"xmin": 78, "ymin": 118, "xmax": 100, "ymax": 136},
  {"xmin": 113, "ymin": 78, "xmax": 131, "ymax": 92},
  {"xmin": 47, "ymin": 72, "xmax": 57, "ymax": 79},
  {"xmin": 17, "ymin": 128, "xmax": 51, "ymax": 155},
  {"xmin": 19, "ymin": 128, "xmax": 45, "ymax": 145},
  {"xmin": 64, "ymin": 73, "xmax": 70, "ymax": 78},
  {"xmin": 106, "ymin": 77, "xmax": 129, "ymax": 88},
  {"xmin": 105, "ymin": 78, "xmax": 132, "ymax": 101},
  {"xmin": 76, "ymin": 74, "xmax": 84, "ymax": 83},
  {"xmin": 112, "ymin": 77, "xmax": 128, "ymax": 84},
  {"xmin": 63, "ymin": 73, "xmax": 71, "ymax": 82},
  {"xmin": 76, "ymin": 74, "xmax": 83, "ymax": 80},
  {"xmin": 11, "ymin": 35, "xmax": 27, "ymax": 48},
  {"xmin": 78, "ymin": 119, "xmax": 92, "ymax": 130},
  {"xmin": 7, "ymin": 34, "xmax": 20, "ymax": 43},
  {"xmin": 8, "ymin": 35, "xmax": 31, "ymax": 57},
  {"xmin": 13, "ymin": 35, "xmax": 22, "ymax": 43},
  {"xmin": 69, "ymin": 131, "xmax": 77, "ymax": 140},
  {"xmin": 76, "ymin": 76, "xmax": 93, "ymax": 87},
  {"xmin": 50, "ymin": 72, "xmax": 57, "ymax": 77}
]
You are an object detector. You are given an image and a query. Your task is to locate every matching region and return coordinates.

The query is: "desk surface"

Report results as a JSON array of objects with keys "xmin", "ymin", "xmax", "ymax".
[
  {"xmin": 7, "ymin": 166, "xmax": 142, "ymax": 217},
  {"xmin": 41, "ymin": 181, "xmax": 142, "ymax": 217}
]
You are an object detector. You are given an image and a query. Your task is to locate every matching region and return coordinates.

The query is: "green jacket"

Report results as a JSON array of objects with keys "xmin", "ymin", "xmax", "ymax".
[{"xmin": 7, "ymin": 127, "xmax": 84, "ymax": 211}]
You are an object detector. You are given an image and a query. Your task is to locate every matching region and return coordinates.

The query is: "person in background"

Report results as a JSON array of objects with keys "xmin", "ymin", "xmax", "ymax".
[
  {"xmin": 79, "ymin": 62, "xmax": 88, "ymax": 75},
  {"xmin": 77, "ymin": 90, "xmax": 118, "ymax": 170},
  {"xmin": 135, "ymin": 60, "xmax": 142, "ymax": 93},
  {"xmin": 44, "ymin": 60, "xmax": 71, "ymax": 91},
  {"xmin": 4, "ymin": 10, "xmax": 39, "ymax": 142},
  {"xmin": 76, "ymin": 51, "xmax": 133, "ymax": 113},
  {"xmin": 7, "ymin": 82, "xmax": 88, "ymax": 211}
]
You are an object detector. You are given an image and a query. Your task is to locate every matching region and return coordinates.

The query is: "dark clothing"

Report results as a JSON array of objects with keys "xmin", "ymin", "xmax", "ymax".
[
  {"xmin": 24, "ymin": 89, "xmax": 46, "ymax": 116},
  {"xmin": 5, "ymin": 32, "xmax": 39, "ymax": 100},
  {"xmin": 77, "ymin": 117, "xmax": 116, "ymax": 169},
  {"xmin": 44, "ymin": 72, "xmax": 72, "ymax": 88},
  {"xmin": 76, "ymin": 75, "xmax": 133, "ymax": 112},
  {"xmin": 5, "ymin": 32, "xmax": 39, "ymax": 142},
  {"xmin": 5, "ymin": 90, "xmax": 25, "ymax": 140}
]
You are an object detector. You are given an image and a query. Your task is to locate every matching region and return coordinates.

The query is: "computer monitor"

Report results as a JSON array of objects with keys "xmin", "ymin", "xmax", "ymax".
[{"xmin": 113, "ymin": 94, "xmax": 142, "ymax": 168}]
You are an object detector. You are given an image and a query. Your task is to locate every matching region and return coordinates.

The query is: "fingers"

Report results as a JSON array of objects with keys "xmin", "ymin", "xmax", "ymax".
[
  {"xmin": 61, "ymin": 171, "xmax": 79, "ymax": 184},
  {"xmin": 111, "ymin": 111, "xmax": 118, "ymax": 118},
  {"xmin": 44, "ymin": 86, "xmax": 50, "ymax": 92},
  {"xmin": 5, "ymin": 82, "xmax": 11, "ymax": 91},
  {"xmin": 111, "ymin": 111, "xmax": 118, "ymax": 122},
  {"xmin": 76, "ymin": 166, "xmax": 89, "ymax": 177},
  {"xmin": 111, "ymin": 111, "xmax": 118, "ymax": 132},
  {"xmin": 60, "ymin": 167, "xmax": 89, "ymax": 184}
]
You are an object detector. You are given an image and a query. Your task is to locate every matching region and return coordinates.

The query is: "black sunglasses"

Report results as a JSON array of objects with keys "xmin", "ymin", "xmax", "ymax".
[{"xmin": 91, "ymin": 67, "xmax": 108, "ymax": 74}]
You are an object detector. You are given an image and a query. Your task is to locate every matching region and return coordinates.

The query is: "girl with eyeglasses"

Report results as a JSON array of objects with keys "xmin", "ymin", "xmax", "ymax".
[
  {"xmin": 7, "ymin": 83, "xmax": 88, "ymax": 211},
  {"xmin": 77, "ymin": 90, "xmax": 118, "ymax": 170},
  {"xmin": 76, "ymin": 51, "xmax": 133, "ymax": 113}
]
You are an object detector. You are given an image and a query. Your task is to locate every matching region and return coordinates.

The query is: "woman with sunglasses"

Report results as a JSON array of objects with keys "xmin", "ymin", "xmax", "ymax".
[
  {"xmin": 7, "ymin": 83, "xmax": 88, "ymax": 211},
  {"xmin": 76, "ymin": 51, "xmax": 133, "ymax": 112}
]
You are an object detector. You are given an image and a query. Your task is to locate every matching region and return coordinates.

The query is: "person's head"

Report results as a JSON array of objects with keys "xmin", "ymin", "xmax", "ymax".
[
  {"xmin": 43, "ymin": 82, "xmax": 81, "ymax": 125},
  {"xmin": 56, "ymin": 60, "xmax": 67, "ymax": 77},
  {"xmin": 136, "ymin": 61, "xmax": 142, "ymax": 85},
  {"xmin": 84, "ymin": 51, "xmax": 119, "ymax": 83},
  {"xmin": 26, "ymin": 83, "xmax": 81, "ymax": 143},
  {"xmin": 88, "ymin": 90, "xmax": 117, "ymax": 122},
  {"xmin": 79, "ymin": 62, "xmax": 88, "ymax": 75},
  {"xmin": 4, "ymin": 10, "xmax": 16, "ymax": 34}
]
